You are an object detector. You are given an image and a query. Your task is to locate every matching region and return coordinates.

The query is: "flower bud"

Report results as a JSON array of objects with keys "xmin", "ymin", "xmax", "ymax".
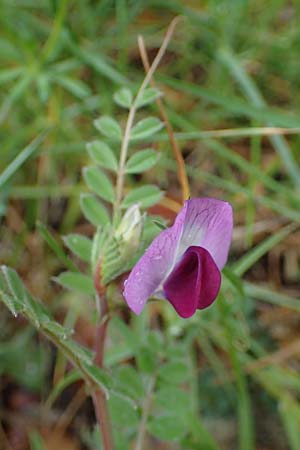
[{"xmin": 116, "ymin": 204, "xmax": 143, "ymax": 249}]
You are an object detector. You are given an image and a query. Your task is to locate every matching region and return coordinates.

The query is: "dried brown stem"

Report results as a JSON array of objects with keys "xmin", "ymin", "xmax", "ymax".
[
  {"xmin": 138, "ymin": 30, "xmax": 190, "ymax": 204},
  {"xmin": 114, "ymin": 16, "xmax": 183, "ymax": 216}
]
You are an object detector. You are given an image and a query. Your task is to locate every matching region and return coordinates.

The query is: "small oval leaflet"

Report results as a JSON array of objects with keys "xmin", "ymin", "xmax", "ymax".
[
  {"xmin": 121, "ymin": 185, "xmax": 163, "ymax": 209},
  {"xmin": 94, "ymin": 115, "xmax": 122, "ymax": 140},
  {"xmin": 63, "ymin": 234, "xmax": 92, "ymax": 262},
  {"xmin": 87, "ymin": 140, "xmax": 118, "ymax": 171},
  {"xmin": 130, "ymin": 117, "xmax": 164, "ymax": 141},
  {"xmin": 54, "ymin": 271, "xmax": 95, "ymax": 295},
  {"xmin": 125, "ymin": 148, "xmax": 160, "ymax": 173},
  {"xmin": 113, "ymin": 87, "xmax": 133, "ymax": 108},
  {"xmin": 83, "ymin": 166, "xmax": 115, "ymax": 203},
  {"xmin": 136, "ymin": 88, "xmax": 162, "ymax": 108},
  {"xmin": 80, "ymin": 194, "xmax": 110, "ymax": 227}
]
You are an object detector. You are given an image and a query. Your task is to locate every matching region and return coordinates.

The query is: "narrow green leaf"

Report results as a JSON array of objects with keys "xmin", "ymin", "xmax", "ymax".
[
  {"xmin": 83, "ymin": 167, "xmax": 115, "ymax": 203},
  {"xmin": 55, "ymin": 75, "xmax": 91, "ymax": 99},
  {"xmin": 72, "ymin": 46, "xmax": 128, "ymax": 85},
  {"xmin": 29, "ymin": 431, "xmax": 47, "ymax": 450},
  {"xmin": 54, "ymin": 271, "xmax": 94, "ymax": 295},
  {"xmin": 244, "ymin": 282, "xmax": 300, "ymax": 312},
  {"xmin": 122, "ymin": 185, "xmax": 163, "ymax": 209},
  {"xmin": 0, "ymin": 67, "xmax": 22, "ymax": 85},
  {"xmin": 94, "ymin": 116, "xmax": 122, "ymax": 140},
  {"xmin": 218, "ymin": 48, "xmax": 300, "ymax": 186},
  {"xmin": 46, "ymin": 370, "xmax": 81, "ymax": 408},
  {"xmin": 0, "ymin": 131, "xmax": 48, "ymax": 189},
  {"xmin": 113, "ymin": 87, "xmax": 133, "ymax": 108},
  {"xmin": 130, "ymin": 117, "xmax": 164, "ymax": 140},
  {"xmin": 136, "ymin": 88, "xmax": 162, "ymax": 108},
  {"xmin": 37, "ymin": 221, "xmax": 78, "ymax": 272},
  {"xmin": 233, "ymin": 222, "xmax": 299, "ymax": 276},
  {"xmin": 279, "ymin": 396, "xmax": 300, "ymax": 450},
  {"xmin": 87, "ymin": 140, "xmax": 118, "ymax": 171},
  {"xmin": 63, "ymin": 234, "xmax": 92, "ymax": 263},
  {"xmin": 125, "ymin": 149, "xmax": 160, "ymax": 173},
  {"xmin": 80, "ymin": 194, "xmax": 110, "ymax": 227},
  {"xmin": 1, "ymin": 266, "xmax": 44, "ymax": 327}
]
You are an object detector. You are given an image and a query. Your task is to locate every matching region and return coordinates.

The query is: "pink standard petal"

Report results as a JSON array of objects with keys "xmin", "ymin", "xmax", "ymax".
[
  {"xmin": 123, "ymin": 204, "xmax": 187, "ymax": 315},
  {"xmin": 163, "ymin": 246, "xmax": 221, "ymax": 318},
  {"xmin": 178, "ymin": 198, "xmax": 233, "ymax": 270}
]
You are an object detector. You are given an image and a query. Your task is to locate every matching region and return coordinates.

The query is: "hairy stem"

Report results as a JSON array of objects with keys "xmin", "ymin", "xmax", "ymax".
[
  {"xmin": 92, "ymin": 258, "xmax": 114, "ymax": 450},
  {"xmin": 114, "ymin": 16, "xmax": 182, "ymax": 216}
]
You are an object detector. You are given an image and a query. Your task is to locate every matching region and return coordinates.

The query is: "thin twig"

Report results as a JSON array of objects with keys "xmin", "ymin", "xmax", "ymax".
[
  {"xmin": 114, "ymin": 16, "xmax": 182, "ymax": 216},
  {"xmin": 92, "ymin": 258, "xmax": 114, "ymax": 450},
  {"xmin": 55, "ymin": 385, "xmax": 87, "ymax": 434},
  {"xmin": 134, "ymin": 376, "xmax": 156, "ymax": 450},
  {"xmin": 138, "ymin": 34, "xmax": 190, "ymax": 203}
]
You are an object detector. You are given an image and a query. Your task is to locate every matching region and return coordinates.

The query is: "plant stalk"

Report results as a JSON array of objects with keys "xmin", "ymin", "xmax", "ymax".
[
  {"xmin": 114, "ymin": 16, "xmax": 182, "ymax": 217},
  {"xmin": 92, "ymin": 258, "xmax": 114, "ymax": 450}
]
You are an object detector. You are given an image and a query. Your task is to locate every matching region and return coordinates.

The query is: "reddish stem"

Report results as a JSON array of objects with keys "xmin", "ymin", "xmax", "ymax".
[{"xmin": 92, "ymin": 258, "xmax": 114, "ymax": 450}]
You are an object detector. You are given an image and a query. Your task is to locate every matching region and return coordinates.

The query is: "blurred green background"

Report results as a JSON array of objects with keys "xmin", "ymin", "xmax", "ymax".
[{"xmin": 1, "ymin": 1, "xmax": 300, "ymax": 449}]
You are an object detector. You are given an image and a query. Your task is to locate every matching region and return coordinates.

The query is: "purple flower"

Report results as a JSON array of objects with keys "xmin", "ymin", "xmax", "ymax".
[{"xmin": 123, "ymin": 198, "xmax": 233, "ymax": 318}]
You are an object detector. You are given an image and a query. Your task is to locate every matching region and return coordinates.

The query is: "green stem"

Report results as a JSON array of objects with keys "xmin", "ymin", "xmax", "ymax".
[{"xmin": 42, "ymin": 0, "xmax": 70, "ymax": 61}]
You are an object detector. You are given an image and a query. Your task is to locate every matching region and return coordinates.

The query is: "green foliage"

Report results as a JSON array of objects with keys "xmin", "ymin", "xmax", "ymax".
[
  {"xmin": 130, "ymin": 117, "xmax": 164, "ymax": 140},
  {"xmin": 113, "ymin": 87, "xmax": 133, "ymax": 109},
  {"xmin": 63, "ymin": 234, "xmax": 93, "ymax": 262},
  {"xmin": 135, "ymin": 88, "xmax": 162, "ymax": 108},
  {"xmin": 83, "ymin": 166, "xmax": 115, "ymax": 203},
  {"xmin": 0, "ymin": 266, "xmax": 111, "ymax": 395},
  {"xmin": 80, "ymin": 194, "xmax": 111, "ymax": 226},
  {"xmin": 54, "ymin": 271, "xmax": 94, "ymax": 295},
  {"xmin": 94, "ymin": 116, "xmax": 122, "ymax": 140},
  {"xmin": 122, "ymin": 185, "xmax": 163, "ymax": 209},
  {"xmin": 87, "ymin": 140, "xmax": 118, "ymax": 171},
  {"xmin": 125, "ymin": 149, "xmax": 160, "ymax": 173},
  {"xmin": 2, "ymin": 2, "xmax": 300, "ymax": 449}
]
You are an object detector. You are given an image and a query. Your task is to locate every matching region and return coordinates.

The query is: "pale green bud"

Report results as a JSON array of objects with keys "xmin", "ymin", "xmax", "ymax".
[{"xmin": 116, "ymin": 204, "xmax": 143, "ymax": 248}]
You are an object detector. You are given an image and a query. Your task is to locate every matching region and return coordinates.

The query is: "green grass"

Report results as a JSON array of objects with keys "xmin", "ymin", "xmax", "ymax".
[{"xmin": 1, "ymin": 1, "xmax": 300, "ymax": 449}]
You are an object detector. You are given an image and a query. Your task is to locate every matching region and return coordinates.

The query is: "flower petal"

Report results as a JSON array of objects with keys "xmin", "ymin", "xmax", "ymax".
[
  {"xmin": 123, "ymin": 204, "xmax": 187, "ymax": 315},
  {"xmin": 163, "ymin": 246, "xmax": 221, "ymax": 318},
  {"xmin": 178, "ymin": 198, "xmax": 233, "ymax": 270}
]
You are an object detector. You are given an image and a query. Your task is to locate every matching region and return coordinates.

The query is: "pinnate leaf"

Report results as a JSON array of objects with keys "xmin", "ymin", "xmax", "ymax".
[{"xmin": 0, "ymin": 266, "xmax": 110, "ymax": 394}]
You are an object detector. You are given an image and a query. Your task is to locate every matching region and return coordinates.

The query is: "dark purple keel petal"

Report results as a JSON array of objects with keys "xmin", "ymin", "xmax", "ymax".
[{"xmin": 163, "ymin": 246, "xmax": 221, "ymax": 318}]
